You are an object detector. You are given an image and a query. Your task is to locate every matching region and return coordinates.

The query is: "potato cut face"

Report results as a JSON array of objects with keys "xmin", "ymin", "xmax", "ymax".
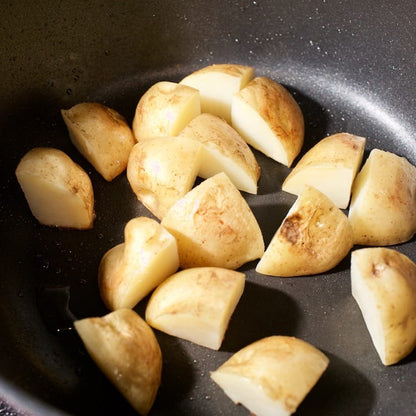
[
  {"xmin": 61, "ymin": 102, "xmax": 136, "ymax": 181},
  {"xmin": 177, "ymin": 113, "xmax": 260, "ymax": 194},
  {"xmin": 99, "ymin": 217, "xmax": 179, "ymax": 310},
  {"xmin": 231, "ymin": 76, "xmax": 304, "ymax": 167},
  {"xmin": 74, "ymin": 309, "xmax": 162, "ymax": 416},
  {"xmin": 282, "ymin": 133, "xmax": 366, "ymax": 209},
  {"xmin": 146, "ymin": 267, "xmax": 245, "ymax": 350},
  {"xmin": 210, "ymin": 336, "xmax": 329, "ymax": 416},
  {"xmin": 15, "ymin": 147, "xmax": 94, "ymax": 229},
  {"xmin": 180, "ymin": 63, "xmax": 254, "ymax": 123},
  {"xmin": 351, "ymin": 247, "xmax": 416, "ymax": 365},
  {"xmin": 348, "ymin": 149, "xmax": 416, "ymax": 245},
  {"xmin": 127, "ymin": 137, "xmax": 203, "ymax": 219},
  {"xmin": 256, "ymin": 185, "xmax": 353, "ymax": 276},
  {"xmin": 161, "ymin": 172, "xmax": 264, "ymax": 269},
  {"xmin": 132, "ymin": 81, "xmax": 200, "ymax": 141}
]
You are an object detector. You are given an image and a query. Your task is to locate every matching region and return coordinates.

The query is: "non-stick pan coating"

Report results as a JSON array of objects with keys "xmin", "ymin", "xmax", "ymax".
[{"xmin": 1, "ymin": 1, "xmax": 415, "ymax": 415}]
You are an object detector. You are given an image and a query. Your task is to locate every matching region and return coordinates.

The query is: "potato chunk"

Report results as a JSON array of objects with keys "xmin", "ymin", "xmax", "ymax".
[
  {"xmin": 231, "ymin": 76, "xmax": 304, "ymax": 167},
  {"xmin": 132, "ymin": 81, "xmax": 200, "ymax": 141},
  {"xmin": 146, "ymin": 267, "xmax": 245, "ymax": 350},
  {"xmin": 161, "ymin": 172, "xmax": 264, "ymax": 269},
  {"xmin": 61, "ymin": 102, "xmax": 136, "ymax": 181},
  {"xmin": 351, "ymin": 247, "xmax": 416, "ymax": 365},
  {"xmin": 348, "ymin": 149, "xmax": 416, "ymax": 245},
  {"xmin": 256, "ymin": 185, "xmax": 353, "ymax": 276},
  {"xmin": 210, "ymin": 336, "xmax": 329, "ymax": 416},
  {"xmin": 15, "ymin": 147, "xmax": 94, "ymax": 229},
  {"xmin": 127, "ymin": 137, "xmax": 203, "ymax": 219},
  {"xmin": 99, "ymin": 217, "xmax": 179, "ymax": 310},
  {"xmin": 178, "ymin": 113, "xmax": 260, "ymax": 194},
  {"xmin": 180, "ymin": 63, "xmax": 254, "ymax": 123},
  {"xmin": 282, "ymin": 132, "xmax": 366, "ymax": 209},
  {"xmin": 74, "ymin": 309, "xmax": 162, "ymax": 415}
]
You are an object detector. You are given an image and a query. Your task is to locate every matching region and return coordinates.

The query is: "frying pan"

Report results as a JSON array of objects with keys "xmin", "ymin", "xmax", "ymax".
[{"xmin": 1, "ymin": 0, "xmax": 415, "ymax": 414}]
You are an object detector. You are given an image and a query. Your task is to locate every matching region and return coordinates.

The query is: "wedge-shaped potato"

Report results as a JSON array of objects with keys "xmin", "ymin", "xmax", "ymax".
[
  {"xmin": 231, "ymin": 76, "xmax": 304, "ymax": 167},
  {"xmin": 15, "ymin": 147, "xmax": 94, "ymax": 229},
  {"xmin": 99, "ymin": 217, "xmax": 179, "ymax": 310},
  {"xmin": 282, "ymin": 133, "xmax": 366, "ymax": 209},
  {"xmin": 61, "ymin": 102, "xmax": 136, "ymax": 181},
  {"xmin": 161, "ymin": 172, "xmax": 264, "ymax": 269},
  {"xmin": 177, "ymin": 113, "xmax": 260, "ymax": 194},
  {"xmin": 256, "ymin": 185, "xmax": 353, "ymax": 276},
  {"xmin": 351, "ymin": 247, "xmax": 416, "ymax": 366},
  {"xmin": 179, "ymin": 63, "xmax": 254, "ymax": 123},
  {"xmin": 132, "ymin": 81, "xmax": 200, "ymax": 141},
  {"xmin": 74, "ymin": 309, "xmax": 162, "ymax": 415},
  {"xmin": 127, "ymin": 137, "xmax": 203, "ymax": 219},
  {"xmin": 348, "ymin": 149, "xmax": 416, "ymax": 245},
  {"xmin": 211, "ymin": 336, "xmax": 329, "ymax": 416},
  {"xmin": 146, "ymin": 267, "xmax": 245, "ymax": 350}
]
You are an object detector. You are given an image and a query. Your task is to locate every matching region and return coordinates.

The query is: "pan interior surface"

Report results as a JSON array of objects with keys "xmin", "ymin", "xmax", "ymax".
[{"xmin": 0, "ymin": 1, "xmax": 415, "ymax": 415}]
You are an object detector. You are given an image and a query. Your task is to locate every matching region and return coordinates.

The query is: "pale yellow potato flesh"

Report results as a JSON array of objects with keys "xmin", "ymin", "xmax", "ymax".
[
  {"xmin": 15, "ymin": 147, "xmax": 94, "ymax": 229},
  {"xmin": 348, "ymin": 149, "xmax": 416, "ymax": 245},
  {"xmin": 127, "ymin": 137, "xmax": 203, "ymax": 219},
  {"xmin": 231, "ymin": 76, "xmax": 304, "ymax": 167},
  {"xmin": 161, "ymin": 172, "xmax": 264, "ymax": 269},
  {"xmin": 177, "ymin": 113, "xmax": 260, "ymax": 194},
  {"xmin": 179, "ymin": 63, "xmax": 254, "ymax": 123},
  {"xmin": 61, "ymin": 102, "xmax": 136, "ymax": 181},
  {"xmin": 146, "ymin": 267, "xmax": 245, "ymax": 350},
  {"xmin": 282, "ymin": 132, "xmax": 366, "ymax": 209},
  {"xmin": 74, "ymin": 309, "xmax": 162, "ymax": 416},
  {"xmin": 210, "ymin": 336, "xmax": 329, "ymax": 416},
  {"xmin": 132, "ymin": 81, "xmax": 200, "ymax": 141},
  {"xmin": 351, "ymin": 247, "xmax": 416, "ymax": 366},
  {"xmin": 99, "ymin": 217, "xmax": 179, "ymax": 310},
  {"xmin": 256, "ymin": 185, "xmax": 353, "ymax": 276}
]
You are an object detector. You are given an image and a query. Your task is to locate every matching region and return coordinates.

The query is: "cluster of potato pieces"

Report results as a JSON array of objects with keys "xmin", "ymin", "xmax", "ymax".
[{"xmin": 15, "ymin": 63, "xmax": 416, "ymax": 416}]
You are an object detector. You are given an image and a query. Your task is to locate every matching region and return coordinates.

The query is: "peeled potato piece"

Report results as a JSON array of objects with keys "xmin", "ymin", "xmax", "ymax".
[
  {"xmin": 98, "ymin": 217, "xmax": 179, "ymax": 310},
  {"xmin": 348, "ymin": 149, "xmax": 416, "ymax": 245},
  {"xmin": 74, "ymin": 309, "xmax": 162, "ymax": 415},
  {"xmin": 127, "ymin": 137, "xmax": 203, "ymax": 219},
  {"xmin": 256, "ymin": 185, "xmax": 353, "ymax": 276},
  {"xmin": 351, "ymin": 247, "xmax": 416, "ymax": 365},
  {"xmin": 210, "ymin": 336, "xmax": 329, "ymax": 416},
  {"xmin": 61, "ymin": 102, "xmax": 136, "ymax": 181},
  {"xmin": 132, "ymin": 81, "xmax": 200, "ymax": 141},
  {"xmin": 15, "ymin": 147, "xmax": 94, "ymax": 229},
  {"xmin": 231, "ymin": 76, "xmax": 304, "ymax": 167},
  {"xmin": 161, "ymin": 172, "xmax": 264, "ymax": 269},
  {"xmin": 180, "ymin": 63, "xmax": 254, "ymax": 123},
  {"xmin": 146, "ymin": 267, "xmax": 245, "ymax": 350},
  {"xmin": 282, "ymin": 132, "xmax": 366, "ymax": 209},
  {"xmin": 177, "ymin": 113, "xmax": 260, "ymax": 194}
]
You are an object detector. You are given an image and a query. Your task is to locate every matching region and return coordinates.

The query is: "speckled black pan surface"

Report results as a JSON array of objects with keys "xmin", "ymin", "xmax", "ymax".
[{"xmin": 1, "ymin": 1, "xmax": 415, "ymax": 415}]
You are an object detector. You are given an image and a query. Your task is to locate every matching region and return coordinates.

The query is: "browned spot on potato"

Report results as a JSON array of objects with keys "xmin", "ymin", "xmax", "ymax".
[
  {"xmin": 280, "ymin": 214, "xmax": 302, "ymax": 244},
  {"xmin": 371, "ymin": 263, "xmax": 384, "ymax": 277}
]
